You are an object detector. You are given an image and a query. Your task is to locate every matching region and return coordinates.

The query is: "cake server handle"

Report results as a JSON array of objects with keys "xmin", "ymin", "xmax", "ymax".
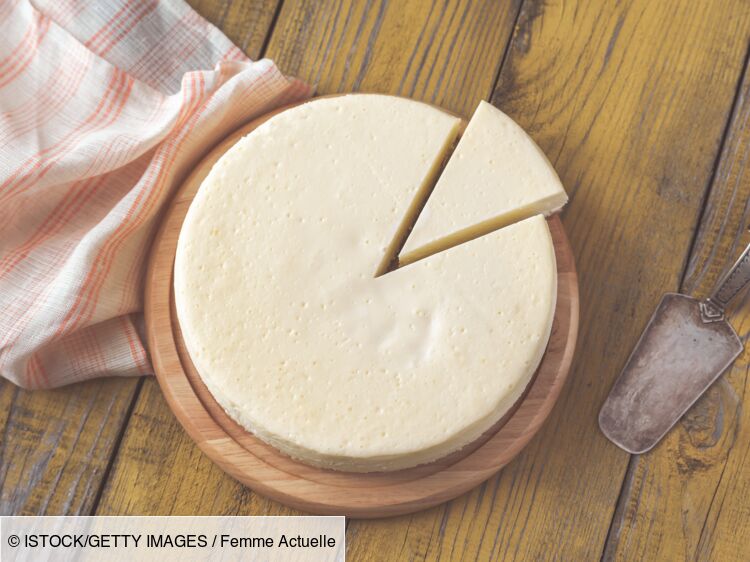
[{"xmin": 700, "ymin": 240, "xmax": 750, "ymax": 322}]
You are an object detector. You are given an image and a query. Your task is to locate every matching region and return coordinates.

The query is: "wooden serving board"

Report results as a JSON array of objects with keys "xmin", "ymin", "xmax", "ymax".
[{"xmin": 144, "ymin": 100, "xmax": 580, "ymax": 518}]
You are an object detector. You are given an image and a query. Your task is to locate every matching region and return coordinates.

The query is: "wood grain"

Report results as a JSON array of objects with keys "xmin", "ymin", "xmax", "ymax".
[
  {"xmin": 604, "ymin": 48, "xmax": 750, "ymax": 562},
  {"xmin": 266, "ymin": 0, "xmax": 522, "ymax": 116},
  {"xmin": 345, "ymin": 0, "xmax": 750, "ymax": 560},
  {"xmin": 186, "ymin": 0, "xmax": 281, "ymax": 59},
  {"xmin": 96, "ymin": 0, "xmax": 525, "ymax": 518},
  {"xmin": 0, "ymin": 378, "xmax": 138, "ymax": 514}
]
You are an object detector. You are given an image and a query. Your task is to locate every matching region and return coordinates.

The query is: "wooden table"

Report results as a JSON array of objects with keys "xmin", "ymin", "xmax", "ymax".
[{"xmin": 2, "ymin": 1, "xmax": 749, "ymax": 560}]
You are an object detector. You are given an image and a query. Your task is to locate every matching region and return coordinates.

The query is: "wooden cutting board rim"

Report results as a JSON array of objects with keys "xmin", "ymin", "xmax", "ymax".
[{"xmin": 144, "ymin": 96, "xmax": 580, "ymax": 518}]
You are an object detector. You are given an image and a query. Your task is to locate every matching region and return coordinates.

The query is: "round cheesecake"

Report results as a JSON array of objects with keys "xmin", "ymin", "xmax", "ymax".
[{"xmin": 174, "ymin": 94, "xmax": 558, "ymax": 472}]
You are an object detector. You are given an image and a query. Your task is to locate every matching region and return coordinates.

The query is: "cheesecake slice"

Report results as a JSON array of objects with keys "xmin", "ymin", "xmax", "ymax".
[{"xmin": 399, "ymin": 101, "xmax": 567, "ymax": 265}]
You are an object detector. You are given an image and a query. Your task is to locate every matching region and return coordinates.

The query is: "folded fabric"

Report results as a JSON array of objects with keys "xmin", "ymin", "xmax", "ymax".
[{"xmin": 0, "ymin": 0, "xmax": 312, "ymax": 389}]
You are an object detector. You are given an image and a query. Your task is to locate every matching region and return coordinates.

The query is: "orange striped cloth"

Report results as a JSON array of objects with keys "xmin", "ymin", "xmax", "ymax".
[{"xmin": 0, "ymin": 0, "xmax": 311, "ymax": 388}]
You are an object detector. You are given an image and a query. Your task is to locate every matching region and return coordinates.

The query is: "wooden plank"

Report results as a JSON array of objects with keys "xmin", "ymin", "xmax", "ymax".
[
  {"xmin": 187, "ymin": 0, "xmax": 281, "ymax": 59},
  {"xmin": 604, "ymin": 54, "xmax": 750, "ymax": 562},
  {"xmin": 94, "ymin": 381, "xmax": 295, "ymax": 515},
  {"xmin": 0, "ymin": 378, "xmax": 138, "ymax": 514},
  {"xmin": 95, "ymin": 0, "xmax": 522, "ymax": 516},
  {"xmin": 346, "ymin": 0, "xmax": 750, "ymax": 560},
  {"xmin": 265, "ymin": 0, "xmax": 522, "ymax": 116},
  {"xmin": 0, "ymin": 2, "xmax": 282, "ymax": 517}
]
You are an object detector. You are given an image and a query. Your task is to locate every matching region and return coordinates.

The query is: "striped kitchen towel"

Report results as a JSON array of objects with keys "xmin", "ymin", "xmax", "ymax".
[{"xmin": 0, "ymin": 0, "xmax": 312, "ymax": 389}]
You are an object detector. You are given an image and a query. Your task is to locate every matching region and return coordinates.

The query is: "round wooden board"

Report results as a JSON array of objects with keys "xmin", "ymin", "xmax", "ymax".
[{"xmin": 144, "ymin": 100, "xmax": 580, "ymax": 518}]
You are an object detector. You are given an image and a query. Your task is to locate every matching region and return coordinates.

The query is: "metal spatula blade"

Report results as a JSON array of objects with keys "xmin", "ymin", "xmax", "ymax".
[{"xmin": 599, "ymin": 241, "xmax": 750, "ymax": 454}]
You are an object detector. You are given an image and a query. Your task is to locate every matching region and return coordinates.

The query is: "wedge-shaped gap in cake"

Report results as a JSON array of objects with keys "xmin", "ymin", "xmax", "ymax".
[
  {"xmin": 397, "ymin": 101, "xmax": 568, "ymax": 268},
  {"xmin": 372, "ymin": 115, "xmax": 463, "ymax": 277}
]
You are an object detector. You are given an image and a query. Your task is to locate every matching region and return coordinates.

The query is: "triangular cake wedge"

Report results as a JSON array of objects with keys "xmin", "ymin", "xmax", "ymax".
[{"xmin": 399, "ymin": 100, "xmax": 567, "ymax": 265}]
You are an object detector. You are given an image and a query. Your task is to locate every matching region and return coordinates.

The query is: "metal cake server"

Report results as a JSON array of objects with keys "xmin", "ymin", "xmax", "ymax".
[{"xmin": 599, "ymin": 240, "xmax": 750, "ymax": 454}]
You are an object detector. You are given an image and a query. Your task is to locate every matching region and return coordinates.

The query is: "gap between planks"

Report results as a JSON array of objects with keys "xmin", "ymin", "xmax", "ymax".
[{"xmin": 88, "ymin": 377, "xmax": 145, "ymax": 515}]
